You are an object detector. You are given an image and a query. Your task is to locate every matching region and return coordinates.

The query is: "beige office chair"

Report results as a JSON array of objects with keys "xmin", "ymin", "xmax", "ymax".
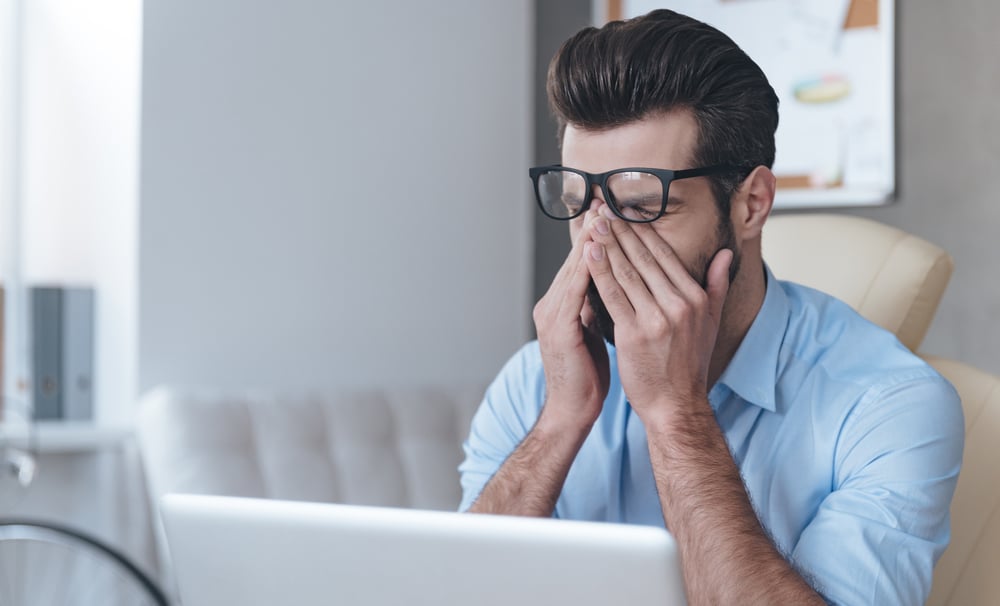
[
  {"xmin": 763, "ymin": 213, "xmax": 953, "ymax": 352},
  {"xmin": 922, "ymin": 355, "xmax": 1000, "ymax": 606},
  {"xmin": 764, "ymin": 213, "xmax": 1000, "ymax": 606}
]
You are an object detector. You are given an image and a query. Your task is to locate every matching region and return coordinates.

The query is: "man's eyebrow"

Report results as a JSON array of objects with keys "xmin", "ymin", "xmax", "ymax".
[{"xmin": 667, "ymin": 195, "xmax": 687, "ymax": 206}]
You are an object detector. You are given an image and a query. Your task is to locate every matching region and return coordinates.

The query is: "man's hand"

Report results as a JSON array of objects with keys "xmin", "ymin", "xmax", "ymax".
[
  {"xmin": 533, "ymin": 212, "xmax": 611, "ymax": 432},
  {"xmin": 469, "ymin": 213, "xmax": 612, "ymax": 516},
  {"xmin": 584, "ymin": 213, "xmax": 732, "ymax": 423},
  {"xmin": 584, "ymin": 214, "xmax": 825, "ymax": 605}
]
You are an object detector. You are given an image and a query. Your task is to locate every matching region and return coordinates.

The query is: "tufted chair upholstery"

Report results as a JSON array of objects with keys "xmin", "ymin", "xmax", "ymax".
[
  {"xmin": 763, "ymin": 213, "xmax": 953, "ymax": 352},
  {"xmin": 136, "ymin": 384, "xmax": 485, "ymax": 585}
]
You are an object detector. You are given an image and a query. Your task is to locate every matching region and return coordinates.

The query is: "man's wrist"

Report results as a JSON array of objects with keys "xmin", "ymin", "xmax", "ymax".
[
  {"xmin": 536, "ymin": 397, "xmax": 600, "ymax": 439},
  {"xmin": 633, "ymin": 392, "xmax": 715, "ymax": 438}
]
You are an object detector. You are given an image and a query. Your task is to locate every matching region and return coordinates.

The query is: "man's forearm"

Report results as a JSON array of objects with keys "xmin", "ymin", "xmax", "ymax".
[
  {"xmin": 646, "ymin": 402, "xmax": 825, "ymax": 606},
  {"xmin": 468, "ymin": 405, "xmax": 591, "ymax": 517}
]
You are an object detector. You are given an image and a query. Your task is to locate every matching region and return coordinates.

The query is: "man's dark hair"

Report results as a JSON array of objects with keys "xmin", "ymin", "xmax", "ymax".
[{"xmin": 546, "ymin": 9, "xmax": 779, "ymax": 211}]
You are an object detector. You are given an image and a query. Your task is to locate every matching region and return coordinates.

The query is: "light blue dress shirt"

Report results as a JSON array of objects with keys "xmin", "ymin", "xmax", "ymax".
[{"xmin": 459, "ymin": 268, "xmax": 964, "ymax": 605}]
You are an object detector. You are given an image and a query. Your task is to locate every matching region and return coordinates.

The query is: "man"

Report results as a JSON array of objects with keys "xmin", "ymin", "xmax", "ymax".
[{"xmin": 459, "ymin": 9, "xmax": 963, "ymax": 606}]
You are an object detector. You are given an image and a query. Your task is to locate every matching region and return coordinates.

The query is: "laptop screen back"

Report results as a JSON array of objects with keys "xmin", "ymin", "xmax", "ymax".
[{"xmin": 161, "ymin": 494, "xmax": 687, "ymax": 606}]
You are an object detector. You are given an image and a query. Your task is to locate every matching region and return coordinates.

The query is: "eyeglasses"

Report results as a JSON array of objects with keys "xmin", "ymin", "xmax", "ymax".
[{"xmin": 528, "ymin": 164, "xmax": 743, "ymax": 223}]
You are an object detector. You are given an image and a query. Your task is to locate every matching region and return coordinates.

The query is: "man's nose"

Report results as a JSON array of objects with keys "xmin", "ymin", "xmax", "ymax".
[{"xmin": 586, "ymin": 186, "xmax": 608, "ymax": 215}]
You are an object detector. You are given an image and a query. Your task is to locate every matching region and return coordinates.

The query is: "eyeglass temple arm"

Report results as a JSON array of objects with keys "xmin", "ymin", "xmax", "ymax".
[{"xmin": 672, "ymin": 165, "xmax": 747, "ymax": 179}]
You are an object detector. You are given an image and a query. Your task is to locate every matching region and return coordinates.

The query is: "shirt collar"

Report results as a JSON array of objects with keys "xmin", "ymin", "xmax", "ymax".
[{"xmin": 714, "ymin": 265, "xmax": 789, "ymax": 412}]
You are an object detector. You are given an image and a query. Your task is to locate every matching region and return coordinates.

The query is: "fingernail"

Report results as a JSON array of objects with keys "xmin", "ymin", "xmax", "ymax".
[
  {"xmin": 595, "ymin": 218, "xmax": 609, "ymax": 235},
  {"xmin": 589, "ymin": 243, "xmax": 605, "ymax": 261},
  {"xmin": 601, "ymin": 206, "xmax": 616, "ymax": 220}
]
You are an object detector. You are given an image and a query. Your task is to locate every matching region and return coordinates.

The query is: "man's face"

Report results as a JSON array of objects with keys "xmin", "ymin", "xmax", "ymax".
[{"xmin": 563, "ymin": 110, "xmax": 740, "ymax": 345}]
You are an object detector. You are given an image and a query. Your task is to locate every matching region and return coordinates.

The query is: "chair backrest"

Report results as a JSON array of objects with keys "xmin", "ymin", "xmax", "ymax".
[
  {"xmin": 762, "ymin": 213, "xmax": 953, "ymax": 351},
  {"xmin": 135, "ymin": 384, "xmax": 485, "ymax": 590},
  {"xmin": 136, "ymin": 385, "xmax": 484, "ymax": 510},
  {"xmin": 923, "ymin": 355, "xmax": 1000, "ymax": 606}
]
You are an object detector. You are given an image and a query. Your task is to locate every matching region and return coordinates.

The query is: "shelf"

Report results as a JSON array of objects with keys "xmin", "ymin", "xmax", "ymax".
[{"xmin": 0, "ymin": 421, "xmax": 132, "ymax": 454}]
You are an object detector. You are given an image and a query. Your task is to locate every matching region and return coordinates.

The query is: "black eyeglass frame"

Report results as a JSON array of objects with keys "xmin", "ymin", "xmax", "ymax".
[{"xmin": 528, "ymin": 164, "xmax": 746, "ymax": 223}]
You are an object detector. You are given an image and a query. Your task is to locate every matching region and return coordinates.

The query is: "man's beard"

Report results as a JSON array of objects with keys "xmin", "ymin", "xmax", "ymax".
[{"xmin": 585, "ymin": 218, "xmax": 740, "ymax": 346}]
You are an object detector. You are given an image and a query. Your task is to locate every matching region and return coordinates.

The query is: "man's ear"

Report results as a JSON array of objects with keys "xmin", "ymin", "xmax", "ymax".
[{"xmin": 730, "ymin": 166, "xmax": 775, "ymax": 241}]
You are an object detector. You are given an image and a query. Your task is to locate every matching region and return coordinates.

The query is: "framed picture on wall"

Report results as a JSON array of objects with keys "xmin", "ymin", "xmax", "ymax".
[{"xmin": 603, "ymin": 0, "xmax": 895, "ymax": 209}]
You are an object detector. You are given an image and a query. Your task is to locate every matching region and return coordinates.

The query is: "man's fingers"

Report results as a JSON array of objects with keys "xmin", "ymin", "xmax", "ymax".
[
  {"xmin": 584, "ymin": 241, "xmax": 636, "ymax": 323},
  {"xmin": 595, "ymin": 223, "xmax": 663, "ymax": 316},
  {"xmin": 547, "ymin": 229, "xmax": 587, "ymax": 294},
  {"xmin": 546, "ymin": 209, "xmax": 602, "ymax": 292},
  {"xmin": 556, "ymin": 239, "xmax": 593, "ymax": 323},
  {"xmin": 705, "ymin": 248, "xmax": 733, "ymax": 322},
  {"xmin": 626, "ymin": 221, "xmax": 705, "ymax": 302},
  {"xmin": 580, "ymin": 297, "xmax": 597, "ymax": 329},
  {"xmin": 591, "ymin": 216, "xmax": 690, "ymax": 313}
]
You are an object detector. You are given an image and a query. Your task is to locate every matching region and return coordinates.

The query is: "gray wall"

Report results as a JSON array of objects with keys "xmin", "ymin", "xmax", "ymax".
[
  {"xmin": 533, "ymin": 1, "xmax": 1000, "ymax": 374},
  {"xmin": 139, "ymin": 0, "xmax": 533, "ymax": 392}
]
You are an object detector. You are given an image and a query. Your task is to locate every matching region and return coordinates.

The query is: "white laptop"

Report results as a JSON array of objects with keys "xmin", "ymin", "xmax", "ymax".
[{"xmin": 161, "ymin": 493, "xmax": 687, "ymax": 606}]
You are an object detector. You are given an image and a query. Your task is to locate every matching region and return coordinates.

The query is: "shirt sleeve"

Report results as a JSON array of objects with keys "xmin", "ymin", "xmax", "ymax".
[
  {"xmin": 790, "ymin": 373, "xmax": 965, "ymax": 605},
  {"xmin": 457, "ymin": 342, "xmax": 546, "ymax": 512}
]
